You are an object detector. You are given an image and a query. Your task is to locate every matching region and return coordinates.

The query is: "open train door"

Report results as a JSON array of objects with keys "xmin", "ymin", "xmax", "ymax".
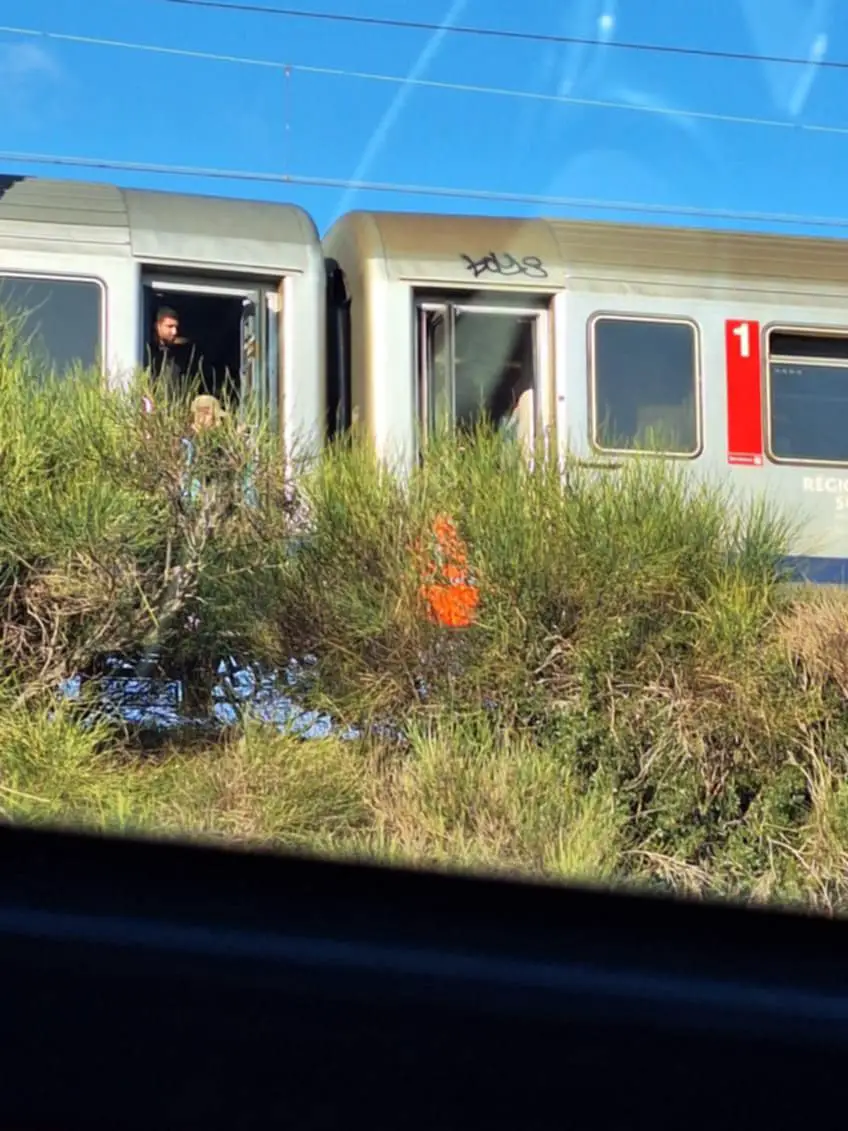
[
  {"xmin": 142, "ymin": 275, "xmax": 263, "ymax": 409},
  {"xmin": 239, "ymin": 296, "xmax": 258, "ymax": 405},
  {"xmin": 416, "ymin": 298, "xmax": 550, "ymax": 460}
]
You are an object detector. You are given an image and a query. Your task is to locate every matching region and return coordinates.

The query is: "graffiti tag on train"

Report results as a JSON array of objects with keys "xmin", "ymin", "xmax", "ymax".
[{"xmin": 460, "ymin": 252, "xmax": 548, "ymax": 280}]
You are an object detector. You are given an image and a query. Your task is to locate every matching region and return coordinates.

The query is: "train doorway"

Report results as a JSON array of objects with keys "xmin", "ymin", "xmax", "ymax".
[
  {"xmin": 141, "ymin": 277, "xmax": 262, "ymax": 410},
  {"xmin": 415, "ymin": 294, "xmax": 550, "ymax": 450}
]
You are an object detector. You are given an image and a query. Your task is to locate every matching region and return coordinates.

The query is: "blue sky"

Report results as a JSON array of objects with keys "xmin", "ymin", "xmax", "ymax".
[{"xmin": 0, "ymin": 0, "xmax": 844, "ymax": 236}]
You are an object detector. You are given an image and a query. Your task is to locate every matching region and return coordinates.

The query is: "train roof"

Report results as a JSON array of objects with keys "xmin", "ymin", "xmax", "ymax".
[
  {"xmin": 0, "ymin": 175, "xmax": 321, "ymax": 273},
  {"xmin": 324, "ymin": 209, "xmax": 848, "ymax": 291}
]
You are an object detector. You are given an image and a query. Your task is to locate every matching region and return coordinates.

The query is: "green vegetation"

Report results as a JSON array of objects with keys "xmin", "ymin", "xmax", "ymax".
[{"xmin": 2, "ymin": 336, "xmax": 848, "ymax": 914}]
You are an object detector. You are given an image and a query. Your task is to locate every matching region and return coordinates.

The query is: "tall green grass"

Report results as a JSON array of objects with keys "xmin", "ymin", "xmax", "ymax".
[
  {"xmin": 1, "ymin": 338, "xmax": 848, "ymax": 912},
  {"xmin": 0, "ymin": 342, "xmax": 305, "ymax": 707}
]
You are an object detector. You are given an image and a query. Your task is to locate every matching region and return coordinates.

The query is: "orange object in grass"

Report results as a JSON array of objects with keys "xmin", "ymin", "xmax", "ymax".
[{"xmin": 417, "ymin": 514, "xmax": 479, "ymax": 628}]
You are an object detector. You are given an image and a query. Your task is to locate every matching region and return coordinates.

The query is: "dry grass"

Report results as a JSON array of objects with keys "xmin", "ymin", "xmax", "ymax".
[
  {"xmin": 779, "ymin": 588, "xmax": 848, "ymax": 700},
  {"xmin": 363, "ymin": 714, "xmax": 623, "ymax": 880}
]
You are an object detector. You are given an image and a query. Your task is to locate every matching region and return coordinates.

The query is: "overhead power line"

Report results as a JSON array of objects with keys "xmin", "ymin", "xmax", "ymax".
[
  {"xmin": 159, "ymin": 0, "xmax": 848, "ymax": 72},
  {"xmin": 5, "ymin": 25, "xmax": 848, "ymax": 139},
  {"xmin": 2, "ymin": 149, "xmax": 848, "ymax": 234}
]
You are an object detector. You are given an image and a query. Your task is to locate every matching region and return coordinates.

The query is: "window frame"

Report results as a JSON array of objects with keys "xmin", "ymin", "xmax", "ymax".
[
  {"xmin": 587, "ymin": 310, "xmax": 703, "ymax": 460},
  {"xmin": 413, "ymin": 289, "xmax": 550, "ymax": 450},
  {"xmin": 0, "ymin": 270, "xmax": 107, "ymax": 375},
  {"xmin": 764, "ymin": 320, "xmax": 848, "ymax": 469}
]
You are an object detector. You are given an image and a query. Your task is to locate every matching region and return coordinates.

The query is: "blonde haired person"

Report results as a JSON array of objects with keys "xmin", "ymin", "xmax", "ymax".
[
  {"xmin": 190, "ymin": 393, "xmax": 227, "ymax": 432},
  {"xmin": 184, "ymin": 394, "xmax": 312, "ymax": 537},
  {"xmin": 181, "ymin": 395, "xmax": 228, "ymax": 502},
  {"xmin": 181, "ymin": 394, "xmax": 264, "ymax": 511}
]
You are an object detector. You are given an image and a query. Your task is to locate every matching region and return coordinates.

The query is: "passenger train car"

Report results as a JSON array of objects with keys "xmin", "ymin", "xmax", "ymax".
[
  {"xmin": 324, "ymin": 209, "xmax": 848, "ymax": 584},
  {"xmin": 2, "ymin": 173, "xmax": 848, "ymax": 582},
  {"xmin": 0, "ymin": 174, "xmax": 325, "ymax": 457}
]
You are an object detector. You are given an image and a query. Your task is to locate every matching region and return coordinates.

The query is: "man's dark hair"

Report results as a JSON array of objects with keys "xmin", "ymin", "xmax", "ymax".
[{"xmin": 156, "ymin": 306, "xmax": 178, "ymax": 323}]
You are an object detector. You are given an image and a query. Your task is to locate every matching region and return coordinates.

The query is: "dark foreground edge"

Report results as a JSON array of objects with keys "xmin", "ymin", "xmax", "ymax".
[{"xmin": 0, "ymin": 821, "xmax": 845, "ymax": 1129}]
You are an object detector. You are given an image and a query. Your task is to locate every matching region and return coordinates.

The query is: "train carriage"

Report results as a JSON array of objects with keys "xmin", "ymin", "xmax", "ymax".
[
  {"xmin": 4, "ymin": 171, "xmax": 848, "ymax": 584},
  {"xmin": 0, "ymin": 175, "xmax": 326, "ymax": 456},
  {"xmin": 323, "ymin": 209, "xmax": 848, "ymax": 583}
]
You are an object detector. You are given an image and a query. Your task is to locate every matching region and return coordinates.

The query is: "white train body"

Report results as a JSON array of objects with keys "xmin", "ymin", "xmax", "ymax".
[
  {"xmin": 3, "ymin": 174, "xmax": 848, "ymax": 582},
  {"xmin": 324, "ymin": 210, "xmax": 848, "ymax": 583},
  {"xmin": 0, "ymin": 175, "xmax": 326, "ymax": 457}
]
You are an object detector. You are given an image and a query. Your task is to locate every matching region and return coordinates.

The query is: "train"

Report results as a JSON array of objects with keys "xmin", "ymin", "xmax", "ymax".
[{"xmin": 1, "ymin": 172, "xmax": 847, "ymax": 582}]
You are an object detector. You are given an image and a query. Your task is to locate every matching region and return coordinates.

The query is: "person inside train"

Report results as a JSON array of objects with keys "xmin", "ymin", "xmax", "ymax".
[
  {"xmin": 148, "ymin": 305, "xmax": 181, "ymax": 382},
  {"xmin": 148, "ymin": 305, "xmax": 203, "ymax": 395}
]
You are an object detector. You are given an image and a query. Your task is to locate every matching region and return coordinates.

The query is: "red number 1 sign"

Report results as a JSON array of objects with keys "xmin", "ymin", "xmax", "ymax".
[{"xmin": 725, "ymin": 319, "xmax": 763, "ymax": 466}]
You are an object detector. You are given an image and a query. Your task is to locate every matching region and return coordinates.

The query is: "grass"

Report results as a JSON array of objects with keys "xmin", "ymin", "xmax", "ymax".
[
  {"xmin": 2, "ymin": 335, "xmax": 848, "ymax": 913},
  {"xmin": 2, "ymin": 692, "xmax": 847, "ymax": 912}
]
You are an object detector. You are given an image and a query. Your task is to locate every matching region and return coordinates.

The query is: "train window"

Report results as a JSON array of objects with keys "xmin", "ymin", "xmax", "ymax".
[
  {"xmin": 768, "ymin": 329, "xmax": 848, "ymax": 464},
  {"xmin": 590, "ymin": 315, "xmax": 700, "ymax": 456},
  {"xmin": 0, "ymin": 274, "xmax": 102, "ymax": 374},
  {"xmin": 418, "ymin": 302, "xmax": 538, "ymax": 440}
]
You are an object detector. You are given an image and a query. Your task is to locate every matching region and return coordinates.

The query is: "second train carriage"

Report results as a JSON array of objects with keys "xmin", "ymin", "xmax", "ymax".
[
  {"xmin": 0, "ymin": 174, "xmax": 327, "ymax": 456},
  {"xmin": 323, "ymin": 209, "xmax": 848, "ymax": 583}
]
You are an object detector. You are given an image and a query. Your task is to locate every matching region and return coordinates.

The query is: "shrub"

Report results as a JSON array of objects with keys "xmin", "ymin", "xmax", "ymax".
[
  {"xmin": 0, "ymin": 339, "xmax": 305, "ymax": 713},
  {"xmin": 2, "ymin": 333, "xmax": 848, "ymax": 914}
]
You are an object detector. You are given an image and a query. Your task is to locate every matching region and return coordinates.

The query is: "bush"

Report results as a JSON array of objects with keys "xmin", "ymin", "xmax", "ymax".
[
  {"xmin": 2, "ymin": 334, "xmax": 848, "ymax": 914},
  {"xmin": 0, "ymin": 340, "xmax": 305, "ymax": 712},
  {"xmin": 276, "ymin": 422, "xmax": 848, "ymax": 908}
]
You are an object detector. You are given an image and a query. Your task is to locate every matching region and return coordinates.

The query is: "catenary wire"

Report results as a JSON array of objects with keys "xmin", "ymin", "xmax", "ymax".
[
  {"xmin": 158, "ymin": 0, "xmax": 848, "ymax": 73},
  {"xmin": 4, "ymin": 25, "xmax": 848, "ymax": 138},
  {"xmin": 3, "ymin": 149, "xmax": 848, "ymax": 233}
]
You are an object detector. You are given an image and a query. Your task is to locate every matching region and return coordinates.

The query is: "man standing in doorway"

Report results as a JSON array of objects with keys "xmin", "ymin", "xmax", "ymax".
[
  {"xmin": 148, "ymin": 305, "xmax": 201, "ymax": 394},
  {"xmin": 149, "ymin": 306, "xmax": 181, "ymax": 383}
]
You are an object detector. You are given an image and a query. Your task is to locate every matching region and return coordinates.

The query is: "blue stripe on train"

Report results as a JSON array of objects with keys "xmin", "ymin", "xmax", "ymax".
[{"xmin": 780, "ymin": 556, "xmax": 848, "ymax": 585}]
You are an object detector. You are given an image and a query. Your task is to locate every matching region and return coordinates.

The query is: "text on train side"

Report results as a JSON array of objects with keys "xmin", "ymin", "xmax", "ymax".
[{"xmin": 460, "ymin": 252, "xmax": 548, "ymax": 279}]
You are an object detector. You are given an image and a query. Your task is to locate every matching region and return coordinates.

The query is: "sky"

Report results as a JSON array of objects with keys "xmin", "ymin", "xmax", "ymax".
[{"xmin": 0, "ymin": 0, "xmax": 845, "ymax": 236}]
